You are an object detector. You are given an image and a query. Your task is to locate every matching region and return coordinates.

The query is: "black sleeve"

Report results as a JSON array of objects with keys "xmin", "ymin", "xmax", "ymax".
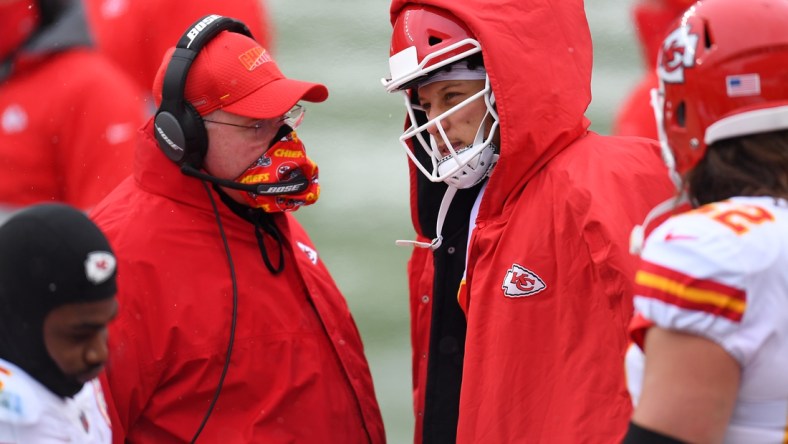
[{"xmin": 622, "ymin": 421, "xmax": 687, "ymax": 444}]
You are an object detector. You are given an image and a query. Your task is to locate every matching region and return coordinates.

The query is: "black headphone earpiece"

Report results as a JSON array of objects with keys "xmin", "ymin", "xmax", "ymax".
[{"xmin": 154, "ymin": 15, "xmax": 253, "ymax": 169}]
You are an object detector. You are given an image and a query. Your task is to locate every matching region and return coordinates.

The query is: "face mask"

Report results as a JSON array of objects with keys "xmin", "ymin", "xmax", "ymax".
[
  {"xmin": 0, "ymin": 0, "xmax": 39, "ymax": 61},
  {"xmin": 234, "ymin": 130, "xmax": 320, "ymax": 213}
]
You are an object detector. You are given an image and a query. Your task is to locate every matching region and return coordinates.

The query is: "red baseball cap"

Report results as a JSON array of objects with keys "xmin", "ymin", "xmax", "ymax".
[{"xmin": 154, "ymin": 30, "xmax": 328, "ymax": 119}]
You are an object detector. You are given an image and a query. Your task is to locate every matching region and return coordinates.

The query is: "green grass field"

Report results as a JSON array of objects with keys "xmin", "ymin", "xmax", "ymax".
[{"xmin": 267, "ymin": 1, "xmax": 642, "ymax": 442}]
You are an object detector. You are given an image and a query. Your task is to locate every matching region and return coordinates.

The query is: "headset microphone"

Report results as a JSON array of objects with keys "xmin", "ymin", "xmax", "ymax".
[{"xmin": 180, "ymin": 165, "xmax": 309, "ymax": 195}]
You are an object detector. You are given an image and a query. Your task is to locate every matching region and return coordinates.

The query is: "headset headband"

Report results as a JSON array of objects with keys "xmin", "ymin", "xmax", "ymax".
[{"xmin": 154, "ymin": 15, "xmax": 253, "ymax": 168}]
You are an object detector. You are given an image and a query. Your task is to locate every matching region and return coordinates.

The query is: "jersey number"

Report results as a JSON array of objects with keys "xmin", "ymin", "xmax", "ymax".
[{"xmin": 709, "ymin": 204, "xmax": 774, "ymax": 234}]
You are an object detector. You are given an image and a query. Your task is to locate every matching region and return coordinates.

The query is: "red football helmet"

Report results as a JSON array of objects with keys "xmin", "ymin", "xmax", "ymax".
[
  {"xmin": 383, "ymin": 5, "xmax": 480, "ymax": 93},
  {"xmin": 381, "ymin": 5, "xmax": 498, "ymax": 189},
  {"xmin": 652, "ymin": 0, "xmax": 788, "ymax": 183}
]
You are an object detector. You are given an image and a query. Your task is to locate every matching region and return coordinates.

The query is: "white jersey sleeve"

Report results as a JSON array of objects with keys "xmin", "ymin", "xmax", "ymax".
[
  {"xmin": 633, "ymin": 197, "xmax": 785, "ymax": 365},
  {"xmin": 627, "ymin": 197, "xmax": 788, "ymax": 443}
]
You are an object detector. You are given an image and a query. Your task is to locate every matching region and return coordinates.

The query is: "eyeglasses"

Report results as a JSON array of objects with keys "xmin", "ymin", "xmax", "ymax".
[{"xmin": 203, "ymin": 104, "xmax": 306, "ymax": 136}]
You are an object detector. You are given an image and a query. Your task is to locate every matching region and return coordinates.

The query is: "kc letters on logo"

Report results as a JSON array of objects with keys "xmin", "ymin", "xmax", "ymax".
[
  {"xmin": 501, "ymin": 264, "xmax": 546, "ymax": 298},
  {"xmin": 658, "ymin": 25, "xmax": 699, "ymax": 84}
]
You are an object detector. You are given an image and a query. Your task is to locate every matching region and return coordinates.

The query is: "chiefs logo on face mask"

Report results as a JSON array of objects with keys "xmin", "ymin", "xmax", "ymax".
[
  {"xmin": 658, "ymin": 25, "xmax": 700, "ymax": 84},
  {"xmin": 235, "ymin": 131, "xmax": 320, "ymax": 213}
]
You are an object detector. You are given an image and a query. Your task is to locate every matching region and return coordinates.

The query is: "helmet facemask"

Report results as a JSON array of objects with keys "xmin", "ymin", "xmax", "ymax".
[
  {"xmin": 382, "ymin": 5, "xmax": 499, "ymax": 249},
  {"xmin": 400, "ymin": 70, "xmax": 499, "ymax": 189},
  {"xmin": 382, "ymin": 5, "xmax": 499, "ymax": 190}
]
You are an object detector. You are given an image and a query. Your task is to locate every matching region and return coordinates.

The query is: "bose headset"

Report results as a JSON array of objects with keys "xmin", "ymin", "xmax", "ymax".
[
  {"xmin": 154, "ymin": 14, "xmax": 250, "ymax": 169},
  {"xmin": 153, "ymin": 15, "xmax": 250, "ymax": 443}
]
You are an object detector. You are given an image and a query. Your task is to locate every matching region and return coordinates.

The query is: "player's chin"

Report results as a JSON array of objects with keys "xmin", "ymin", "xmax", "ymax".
[{"xmin": 75, "ymin": 365, "xmax": 105, "ymax": 383}]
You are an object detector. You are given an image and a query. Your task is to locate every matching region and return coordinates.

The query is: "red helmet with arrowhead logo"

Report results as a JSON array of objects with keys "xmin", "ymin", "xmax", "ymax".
[{"xmin": 653, "ymin": 0, "xmax": 788, "ymax": 177}]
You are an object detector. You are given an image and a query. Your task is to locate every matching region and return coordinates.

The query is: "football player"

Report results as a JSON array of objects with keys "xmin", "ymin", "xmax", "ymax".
[
  {"xmin": 624, "ymin": 0, "xmax": 788, "ymax": 442},
  {"xmin": 0, "ymin": 204, "xmax": 118, "ymax": 443}
]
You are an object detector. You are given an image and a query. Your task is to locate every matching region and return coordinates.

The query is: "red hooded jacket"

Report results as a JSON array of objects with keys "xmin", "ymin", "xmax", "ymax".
[
  {"xmin": 388, "ymin": 0, "xmax": 676, "ymax": 442},
  {"xmin": 91, "ymin": 121, "xmax": 385, "ymax": 443}
]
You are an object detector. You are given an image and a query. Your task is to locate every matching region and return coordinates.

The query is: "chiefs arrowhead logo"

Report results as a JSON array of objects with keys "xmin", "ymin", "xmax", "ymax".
[
  {"xmin": 501, "ymin": 264, "xmax": 546, "ymax": 298},
  {"xmin": 296, "ymin": 241, "xmax": 318, "ymax": 265},
  {"xmin": 658, "ymin": 25, "xmax": 699, "ymax": 84},
  {"xmin": 84, "ymin": 251, "xmax": 116, "ymax": 284}
]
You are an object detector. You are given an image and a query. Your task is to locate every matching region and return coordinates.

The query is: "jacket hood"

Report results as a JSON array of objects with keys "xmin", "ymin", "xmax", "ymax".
[
  {"xmin": 1, "ymin": 0, "xmax": 93, "ymax": 80},
  {"xmin": 389, "ymin": 0, "xmax": 593, "ymax": 229}
]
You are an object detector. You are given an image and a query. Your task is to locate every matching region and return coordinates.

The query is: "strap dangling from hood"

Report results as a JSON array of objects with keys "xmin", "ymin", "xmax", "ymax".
[
  {"xmin": 396, "ymin": 185, "xmax": 458, "ymax": 250},
  {"xmin": 251, "ymin": 211, "xmax": 285, "ymax": 274}
]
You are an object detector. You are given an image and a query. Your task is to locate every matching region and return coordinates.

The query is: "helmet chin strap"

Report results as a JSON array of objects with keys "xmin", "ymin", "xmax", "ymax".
[
  {"xmin": 396, "ymin": 129, "xmax": 495, "ymax": 250},
  {"xmin": 630, "ymin": 88, "xmax": 691, "ymax": 256},
  {"xmin": 650, "ymin": 87, "xmax": 683, "ymax": 190},
  {"xmin": 435, "ymin": 109, "xmax": 498, "ymax": 189}
]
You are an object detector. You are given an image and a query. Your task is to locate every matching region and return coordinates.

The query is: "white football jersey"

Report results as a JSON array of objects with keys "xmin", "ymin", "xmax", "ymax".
[
  {"xmin": 0, "ymin": 358, "xmax": 111, "ymax": 443},
  {"xmin": 626, "ymin": 196, "xmax": 788, "ymax": 443}
]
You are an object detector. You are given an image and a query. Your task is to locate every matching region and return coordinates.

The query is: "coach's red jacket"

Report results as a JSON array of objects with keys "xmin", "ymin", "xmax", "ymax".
[
  {"xmin": 389, "ymin": 0, "xmax": 676, "ymax": 442},
  {"xmin": 92, "ymin": 121, "xmax": 385, "ymax": 443}
]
